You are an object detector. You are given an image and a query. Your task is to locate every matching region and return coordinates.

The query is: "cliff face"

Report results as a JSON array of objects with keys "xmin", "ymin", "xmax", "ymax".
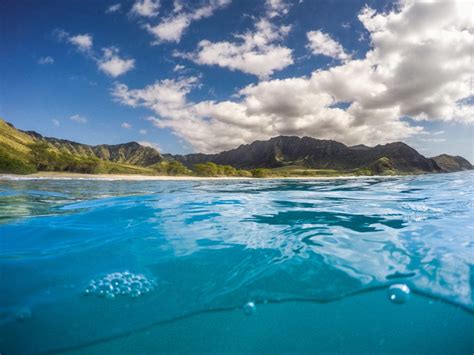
[{"xmin": 172, "ymin": 136, "xmax": 443, "ymax": 173}]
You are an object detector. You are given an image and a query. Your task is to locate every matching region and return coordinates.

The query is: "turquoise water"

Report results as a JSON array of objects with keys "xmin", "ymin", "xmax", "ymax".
[{"xmin": 0, "ymin": 172, "xmax": 473, "ymax": 354}]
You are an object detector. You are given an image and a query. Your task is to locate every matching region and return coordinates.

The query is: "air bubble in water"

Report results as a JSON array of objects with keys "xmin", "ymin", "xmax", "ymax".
[
  {"xmin": 83, "ymin": 284, "xmax": 96, "ymax": 295},
  {"xmin": 387, "ymin": 284, "xmax": 410, "ymax": 304},
  {"xmin": 243, "ymin": 301, "xmax": 256, "ymax": 315},
  {"xmin": 83, "ymin": 271, "xmax": 155, "ymax": 300},
  {"xmin": 15, "ymin": 307, "xmax": 32, "ymax": 321}
]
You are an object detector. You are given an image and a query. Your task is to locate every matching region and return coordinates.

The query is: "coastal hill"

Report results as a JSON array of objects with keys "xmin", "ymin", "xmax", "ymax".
[
  {"xmin": 0, "ymin": 119, "xmax": 164, "ymax": 175},
  {"xmin": 170, "ymin": 136, "xmax": 441, "ymax": 173},
  {"xmin": 0, "ymin": 118, "xmax": 472, "ymax": 176},
  {"xmin": 23, "ymin": 129, "xmax": 163, "ymax": 167},
  {"xmin": 431, "ymin": 154, "xmax": 473, "ymax": 173}
]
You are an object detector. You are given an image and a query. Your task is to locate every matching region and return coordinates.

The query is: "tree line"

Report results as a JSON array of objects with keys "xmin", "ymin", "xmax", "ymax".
[{"xmin": 29, "ymin": 142, "xmax": 102, "ymax": 174}]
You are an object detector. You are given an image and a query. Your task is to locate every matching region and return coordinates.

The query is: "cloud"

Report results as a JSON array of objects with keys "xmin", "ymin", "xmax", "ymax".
[
  {"xmin": 265, "ymin": 0, "xmax": 291, "ymax": 18},
  {"xmin": 52, "ymin": 119, "xmax": 60, "ymax": 127},
  {"xmin": 112, "ymin": 76, "xmax": 199, "ymax": 118},
  {"xmin": 180, "ymin": 18, "xmax": 293, "ymax": 79},
  {"xmin": 173, "ymin": 64, "xmax": 185, "ymax": 72},
  {"xmin": 131, "ymin": 0, "xmax": 160, "ymax": 17},
  {"xmin": 146, "ymin": 15, "xmax": 189, "ymax": 43},
  {"xmin": 70, "ymin": 114, "xmax": 87, "ymax": 124},
  {"xmin": 121, "ymin": 122, "xmax": 132, "ymax": 129},
  {"xmin": 69, "ymin": 34, "xmax": 93, "ymax": 52},
  {"xmin": 138, "ymin": 141, "xmax": 161, "ymax": 151},
  {"xmin": 98, "ymin": 47, "xmax": 135, "ymax": 77},
  {"xmin": 59, "ymin": 30, "xmax": 135, "ymax": 78},
  {"xmin": 113, "ymin": 0, "xmax": 474, "ymax": 153},
  {"xmin": 172, "ymin": 0, "xmax": 183, "ymax": 13},
  {"xmin": 354, "ymin": 1, "xmax": 473, "ymax": 123},
  {"xmin": 53, "ymin": 28, "xmax": 69, "ymax": 41},
  {"xmin": 106, "ymin": 3, "xmax": 121, "ymax": 13},
  {"xmin": 38, "ymin": 56, "xmax": 54, "ymax": 65},
  {"xmin": 420, "ymin": 138, "xmax": 446, "ymax": 143},
  {"xmin": 139, "ymin": 129, "xmax": 148, "ymax": 134},
  {"xmin": 306, "ymin": 30, "xmax": 350, "ymax": 61},
  {"xmin": 145, "ymin": 0, "xmax": 230, "ymax": 43}
]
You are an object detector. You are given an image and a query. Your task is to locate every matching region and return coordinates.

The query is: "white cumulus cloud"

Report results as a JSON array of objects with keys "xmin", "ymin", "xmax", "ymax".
[
  {"xmin": 113, "ymin": 76, "xmax": 199, "ymax": 118},
  {"xmin": 59, "ymin": 30, "xmax": 136, "ymax": 78},
  {"xmin": 306, "ymin": 30, "xmax": 350, "ymax": 61},
  {"xmin": 145, "ymin": 0, "xmax": 230, "ymax": 43},
  {"xmin": 265, "ymin": 0, "xmax": 291, "ymax": 18},
  {"xmin": 180, "ymin": 18, "xmax": 293, "ymax": 79},
  {"xmin": 121, "ymin": 122, "xmax": 132, "ymax": 129},
  {"xmin": 112, "ymin": 0, "xmax": 474, "ymax": 153},
  {"xmin": 146, "ymin": 15, "xmax": 189, "ymax": 43},
  {"xmin": 69, "ymin": 34, "xmax": 93, "ymax": 52},
  {"xmin": 131, "ymin": 0, "xmax": 160, "ymax": 17},
  {"xmin": 98, "ymin": 47, "xmax": 135, "ymax": 77}
]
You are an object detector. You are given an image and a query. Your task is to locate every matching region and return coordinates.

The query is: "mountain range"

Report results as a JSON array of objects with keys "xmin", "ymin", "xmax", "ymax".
[
  {"xmin": 170, "ymin": 136, "xmax": 441, "ymax": 173},
  {"xmin": 0, "ymin": 118, "xmax": 471, "ymax": 176}
]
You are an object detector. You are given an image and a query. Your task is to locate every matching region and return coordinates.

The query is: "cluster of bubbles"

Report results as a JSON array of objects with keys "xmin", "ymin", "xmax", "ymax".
[
  {"xmin": 387, "ymin": 284, "xmax": 410, "ymax": 304},
  {"xmin": 83, "ymin": 271, "xmax": 156, "ymax": 299}
]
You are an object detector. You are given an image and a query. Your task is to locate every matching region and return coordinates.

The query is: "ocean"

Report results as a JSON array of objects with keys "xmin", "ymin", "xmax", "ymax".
[{"xmin": 0, "ymin": 172, "xmax": 473, "ymax": 354}]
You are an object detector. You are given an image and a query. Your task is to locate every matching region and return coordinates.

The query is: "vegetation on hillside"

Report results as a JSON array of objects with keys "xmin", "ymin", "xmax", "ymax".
[
  {"xmin": 0, "ymin": 148, "xmax": 36, "ymax": 174},
  {"xmin": 0, "ymin": 119, "xmax": 37, "ymax": 174},
  {"xmin": 151, "ymin": 160, "xmax": 191, "ymax": 175},
  {"xmin": 251, "ymin": 168, "xmax": 272, "ymax": 178},
  {"xmin": 355, "ymin": 157, "xmax": 396, "ymax": 176},
  {"xmin": 30, "ymin": 142, "xmax": 102, "ymax": 173},
  {"xmin": 193, "ymin": 162, "xmax": 252, "ymax": 177}
]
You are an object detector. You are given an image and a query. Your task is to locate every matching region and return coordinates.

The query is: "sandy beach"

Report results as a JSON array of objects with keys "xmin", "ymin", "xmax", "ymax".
[
  {"xmin": 0, "ymin": 172, "xmax": 250, "ymax": 181},
  {"xmin": 0, "ymin": 172, "xmax": 401, "ymax": 181}
]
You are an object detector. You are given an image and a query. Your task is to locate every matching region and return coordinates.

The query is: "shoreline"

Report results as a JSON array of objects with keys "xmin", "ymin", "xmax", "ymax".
[{"xmin": 0, "ymin": 172, "xmax": 409, "ymax": 181}]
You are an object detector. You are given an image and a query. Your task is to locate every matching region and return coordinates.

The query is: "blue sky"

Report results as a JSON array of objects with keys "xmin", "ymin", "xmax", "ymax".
[{"xmin": 1, "ymin": 0, "xmax": 473, "ymax": 160}]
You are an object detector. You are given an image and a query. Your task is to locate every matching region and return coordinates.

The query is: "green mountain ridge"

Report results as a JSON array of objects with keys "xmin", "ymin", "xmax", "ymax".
[
  {"xmin": 23, "ymin": 129, "xmax": 163, "ymax": 166},
  {"xmin": 169, "ymin": 135, "xmax": 471, "ymax": 174},
  {"xmin": 0, "ymin": 119, "xmax": 163, "ymax": 175},
  {"xmin": 0, "ymin": 119, "xmax": 472, "ymax": 176}
]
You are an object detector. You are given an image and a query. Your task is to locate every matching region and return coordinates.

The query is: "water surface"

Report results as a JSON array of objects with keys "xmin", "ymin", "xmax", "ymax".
[{"xmin": 1, "ymin": 172, "xmax": 473, "ymax": 353}]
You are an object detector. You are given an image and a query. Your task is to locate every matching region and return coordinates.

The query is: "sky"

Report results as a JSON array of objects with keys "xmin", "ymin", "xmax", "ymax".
[{"xmin": 0, "ymin": 0, "xmax": 473, "ymax": 160}]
